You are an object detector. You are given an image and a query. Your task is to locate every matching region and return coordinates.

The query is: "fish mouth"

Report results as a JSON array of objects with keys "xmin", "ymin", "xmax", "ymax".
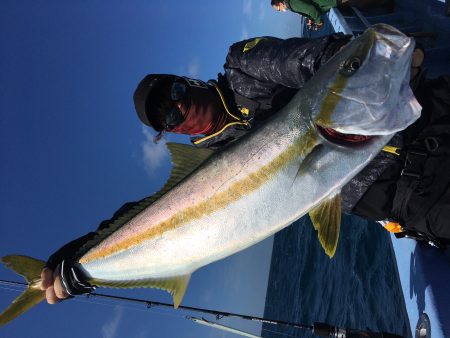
[{"xmin": 316, "ymin": 125, "xmax": 372, "ymax": 146}]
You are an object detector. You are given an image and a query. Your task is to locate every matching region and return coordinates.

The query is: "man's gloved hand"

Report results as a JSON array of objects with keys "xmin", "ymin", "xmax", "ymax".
[{"xmin": 40, "ymin": 261, "xmax": 95, "ymax": 304}]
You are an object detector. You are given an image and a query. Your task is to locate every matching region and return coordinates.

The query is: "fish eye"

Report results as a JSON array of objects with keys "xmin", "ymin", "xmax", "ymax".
[{"xmin": 340, "ymin": 57, "xmax": 361, "ymax": 76}]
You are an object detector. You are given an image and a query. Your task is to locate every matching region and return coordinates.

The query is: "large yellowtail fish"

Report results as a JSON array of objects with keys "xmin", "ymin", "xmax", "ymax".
[{"xmin": 0, "ymin": 24, "xmax": 421, "ymax": 327}]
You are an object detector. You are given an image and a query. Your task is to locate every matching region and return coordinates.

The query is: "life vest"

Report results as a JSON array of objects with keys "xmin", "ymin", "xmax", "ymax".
[
  {"xmin": 190, "ymin": 77, "xmax": 296, "ymax": 149},
  {"xmin": 363, "ymin": 75, "xmax": 450, "ymax": 248},
  {"xmin": 388, "ymin": 128, "xmax": 450, "ymax": 248}
]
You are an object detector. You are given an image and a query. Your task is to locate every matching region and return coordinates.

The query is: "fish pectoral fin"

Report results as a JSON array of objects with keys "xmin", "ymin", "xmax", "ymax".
[
  {"xmin": 295, "ymin": 144, "xmax": 324, "ymax": 178},
  {"xmin": 0, "ymin": 255, "xmax": 46, "ymax": 327},
  {"xmin": 309, "ymin": 193, "xmax": 341, "ymax": 258}
]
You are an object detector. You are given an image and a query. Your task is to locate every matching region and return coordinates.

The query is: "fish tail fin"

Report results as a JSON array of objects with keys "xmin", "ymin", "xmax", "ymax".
[{"xmin": 0, "ymin": 255, "xmax": 47, "ymax": 327}]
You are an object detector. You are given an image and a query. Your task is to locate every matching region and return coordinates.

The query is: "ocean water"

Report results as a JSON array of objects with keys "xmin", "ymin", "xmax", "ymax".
[
  {"xmin": 259, "ymin": 16, "xmax": 410, "ymax": 338},
  {"xmin": 261, "ymin": 214, "xmax": 410, "ymax": 338}
]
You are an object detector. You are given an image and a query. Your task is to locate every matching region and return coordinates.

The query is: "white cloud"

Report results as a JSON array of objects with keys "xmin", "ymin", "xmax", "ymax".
[
  {"xmin": 101, "ymin": 306, "xmax": 123, "ymax": 338},
  {"xmin": 241, "ymin": 26, "xmax": 249, "ymax": 40},
  {"xmin": 242, "ymin": 0, "xmax": 253, "ymax": 17},
  {"xmin": 134, "ymin": 329, "xmax": 151, "ymax": 338},
  {"xmin": 258, "ymin": 2, "xmax": 266, "ymax": 21},
  {"xmin": 187, "ymin": 57, "xmax": 200, "ymax": 78},
  {"xmin": 208, "ymin": 329, "xmax": 228, "ymax": 338},
  {"xmin": 141, "ymin": 126, "xmax": 169, "ymax": 176}
]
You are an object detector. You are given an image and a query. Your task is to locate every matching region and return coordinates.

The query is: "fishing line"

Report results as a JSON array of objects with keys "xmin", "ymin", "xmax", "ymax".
[
  {"xmin": 0, "ymin": 283, "xmax": 284, "ymax": 337},
  {"xmin": 83, "ymin": 293, "xmax": 189, "ymax": 320},
  {"xmin": 0, "ymin": 278, "xmax": 313, "ymax": 331},
  {"xmin": 0, "ymin": 279, "xmax": 26, "ymax": 289},
  {"xmin": 83, "ymin": 296, "xmax": 187, "ymax": 320},
  {"xmin": 0, "ymin": 280, "xmax": 26, "ymax": 293},
  {"xmin": 0, "ymin": 279, "xmax": 185, "ymax": 320},
  {"xmin": 0, "ymin": 285, "xmax": 24, "ymax": 293},
  {"xmin": 0, "ymin": 279, "xmax": 407, "ymax": 338},
  {"xmin": 74, "ymin": 296, "xmax": 173, "ymax": 317},
  {"xmin": 0, "ymin": 279, "xmax": 217, "ymax": 325},
  {"xmin": 261, "ymin": 327, "xmax": 301, "ymax": 338}
]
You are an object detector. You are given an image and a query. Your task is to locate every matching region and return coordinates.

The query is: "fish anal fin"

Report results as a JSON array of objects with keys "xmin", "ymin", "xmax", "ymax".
[
  {"xmin": 309, "ymin": 193, "xmax": 341, "ymax": 258},
  {"xmin": 169, "ymin": 274, "xmax": 191, "ymax": 308},
  {"xmin": 0, "ymin": 255, "xmax": 46, "ymax": 327},
  {"xmin": 92, "ymin": 274, "xmax": 192, "ymax": 308}
]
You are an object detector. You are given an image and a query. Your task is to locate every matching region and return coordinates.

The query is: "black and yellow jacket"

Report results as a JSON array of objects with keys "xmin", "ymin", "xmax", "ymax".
[{"xmin": 190, "ymin": 34, "xmax": 351, "ymax": 149}]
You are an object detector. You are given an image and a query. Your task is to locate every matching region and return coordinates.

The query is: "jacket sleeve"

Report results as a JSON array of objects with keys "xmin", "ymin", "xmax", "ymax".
[
  {"xmin": 289, "ymin": 0, "xmax": 323, "ymax": 22},
  {"xmin": 223, "ymin": 34, "xmax": 351, "ymax": 99},
  {"xmin": 46, "ymin": 201, "xmax": 140, "ymax": 270}
]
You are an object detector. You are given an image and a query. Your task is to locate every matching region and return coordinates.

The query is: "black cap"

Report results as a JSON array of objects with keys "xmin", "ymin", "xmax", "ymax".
[{"xmin": 133, "ymin": 74, "xmax": 179, "ymax": 127}]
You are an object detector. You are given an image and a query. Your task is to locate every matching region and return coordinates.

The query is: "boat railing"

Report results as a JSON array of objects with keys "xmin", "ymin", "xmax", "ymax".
[{"xmin": 348, "ymin": 7, "xmax": 371, "ymax": 31}]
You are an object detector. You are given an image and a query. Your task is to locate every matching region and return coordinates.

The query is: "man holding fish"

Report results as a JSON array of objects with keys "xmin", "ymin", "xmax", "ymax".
[
  {"xmin": 2, "ymin": 24, "xmax": 448, "ymax": 327},
  {"xmin": 41, "ymin": 31, "xmax": 354, "ymax": 304}
]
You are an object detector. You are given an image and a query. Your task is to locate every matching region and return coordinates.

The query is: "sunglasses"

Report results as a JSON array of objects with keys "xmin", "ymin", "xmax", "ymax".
[{"xmin": 163, "ymin": 81, "xmax": 188, "ymax": 131}]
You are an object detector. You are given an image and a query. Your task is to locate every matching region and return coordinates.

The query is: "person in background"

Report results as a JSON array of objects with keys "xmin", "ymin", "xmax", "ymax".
[
  {"xmin": 271, "ymin": 0, "xmax": 336, "ymax": 30},
  {"xmin": 271, "ymin": 0, "xmax": 394, "ymax": 30}
]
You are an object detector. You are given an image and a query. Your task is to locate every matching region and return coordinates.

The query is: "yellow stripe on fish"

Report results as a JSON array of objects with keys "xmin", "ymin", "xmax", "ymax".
[{"xmin": 80, "ymin": 130, "xmax": 319, "ymax": 264}]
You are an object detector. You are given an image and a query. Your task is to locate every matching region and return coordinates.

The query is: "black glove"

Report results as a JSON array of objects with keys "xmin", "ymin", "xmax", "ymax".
[{"xmin": 60, "ymin": 260, "xmax": 96, "ymax": 296}]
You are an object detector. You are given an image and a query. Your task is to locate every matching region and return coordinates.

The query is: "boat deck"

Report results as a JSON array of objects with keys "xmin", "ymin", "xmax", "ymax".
[
  {"xmin": 303, "ymin": 0, "xmax": 450, "ymax": 78},
  {"xmin": 389, "ymin": 236, "xmax": 450, "ymax": 338}
]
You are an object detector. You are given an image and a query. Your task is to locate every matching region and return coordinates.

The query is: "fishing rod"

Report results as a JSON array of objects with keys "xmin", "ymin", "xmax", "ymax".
[
  {"xmin": 187, "ymin": 317, "xmax": 262, "ymax": 338},
  {"xmin": 0, "ymin": 279, "xmax": 405, "ymax": 338},
  {"xmin": 0, "ymin": 278, "xmax": 312, "ymax": 330}
]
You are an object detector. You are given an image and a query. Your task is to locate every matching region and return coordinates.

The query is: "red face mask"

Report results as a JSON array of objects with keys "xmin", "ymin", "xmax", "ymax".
[{"xmin": 169, "ymin": 78, "xmax": 230, "ymax": 135}]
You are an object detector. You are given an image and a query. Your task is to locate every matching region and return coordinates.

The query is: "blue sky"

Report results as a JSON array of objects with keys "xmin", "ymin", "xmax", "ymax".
[{"xmin": 0, "ymin": 1, "xmax": 303, "ymax": 337}]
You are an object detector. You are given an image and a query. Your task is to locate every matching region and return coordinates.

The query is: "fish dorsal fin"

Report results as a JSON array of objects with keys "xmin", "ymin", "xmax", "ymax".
[
  {"xmin": 75, "ymin": 143, "xmax": 214, "ymax": 258},
  {"xmin": 164, "ymin": 142, "xmax": 215, "ymax": 195},
  {"xmin": 309, "ymin": 193, "xmax": 341, "ymax": 258},
  {"xmin": 144, "ymin": 143, "xmax": 214, "ymax": 203},
  {"xmin": 91, "ymin": 274, "xmax": 192, "ymax": 308}
]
